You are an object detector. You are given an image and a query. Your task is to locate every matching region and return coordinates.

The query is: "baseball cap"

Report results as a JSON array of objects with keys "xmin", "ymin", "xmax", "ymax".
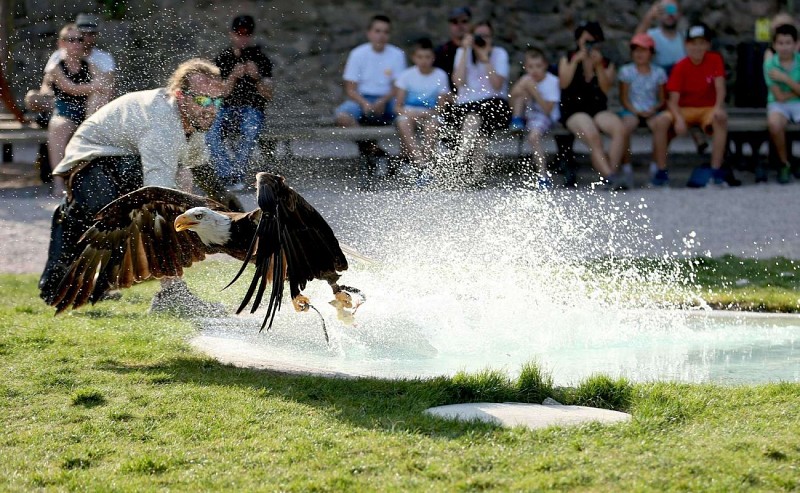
[
  {"xmin": 630, "ymin": 32, "xmax": 655, "ymax": 50},
  {"xmin": 686, "ymin": 23, "xmax": 712, "ymax": 41},
  {"xmin": 448, "ymin": 7, "xmax": 472, "ymax": 21},
  {"xmin": 75, "ymin": 13, "xmax": 100, "ymax": 33},
  {"xmin": 575, "ymin": 21, "xmax": 605, "ymax": 42},
  {"xmin": 231, "ymin": 15, "xmax": 255, "ymax": 35}
]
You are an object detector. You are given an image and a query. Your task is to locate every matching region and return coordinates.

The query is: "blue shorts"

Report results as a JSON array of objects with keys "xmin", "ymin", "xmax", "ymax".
[{"xmin": 335, "ymin": 94, "xmax": 396, "ymax": 126}]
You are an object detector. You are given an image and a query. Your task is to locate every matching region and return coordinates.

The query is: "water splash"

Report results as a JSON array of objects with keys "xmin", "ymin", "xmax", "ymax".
[{"xmin": 197, "ymin": 182, "xmax": 800, "ymax": 385}]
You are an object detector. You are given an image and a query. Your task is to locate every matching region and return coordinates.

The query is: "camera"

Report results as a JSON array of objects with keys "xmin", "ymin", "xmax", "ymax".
[
  {"xmin": 585, "ymin": 41, "xmax": 595, "ymax": 51},
  {"xmin": 474, "ymin": 34, "xmax": 487, "ymax": 48}
]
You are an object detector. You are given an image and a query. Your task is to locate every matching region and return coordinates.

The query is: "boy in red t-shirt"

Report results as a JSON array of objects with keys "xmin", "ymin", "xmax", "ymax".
[{"xmin": 651, "ymin": 23, "xmax": 740, "ymax": 187}]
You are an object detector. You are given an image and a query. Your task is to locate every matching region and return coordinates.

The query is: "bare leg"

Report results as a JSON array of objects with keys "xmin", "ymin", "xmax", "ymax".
[
  {"xmin": 47, "ymin": 115, "xmax": 78, "ymax": 197},
  {"xmin": 768, "ymin": 111, "xmax": 789, "ymax": 164},
  {"xmin": 594, "ymin": 111, "xmax": 625, "ymax": 171},
  {"xmin": 620, "ymin": 114, "xmax": 639, "ymax": 166},
  {"xmin": 395, "ymin": 115, "xmax": 422, "ymax": 164},
  {"xmin": 709, "ymin": 111, "xmax": 728, "ymax": 169},
  {"xmin": 648, "ymin": 113, "xmax": 673, "ymax": 171},
  {"xmin": 566, "ymin": 113, "xmax": 612, "ymax": 177},
  {"xmin": 527, "ymin": 129, "xmax": 548, "ymax": 175},
  {"xmin": 456, "ymin": 113, "xmax": 483, "ymax": 180}
]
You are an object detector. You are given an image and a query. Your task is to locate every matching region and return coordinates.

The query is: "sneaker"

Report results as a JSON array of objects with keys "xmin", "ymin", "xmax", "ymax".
[
  {"xmin": 415, "ymin": 170, "xmax": 434, "ymax": 187},
  {"xmin": 711, "ymin": 167, "xmax": 742, "ymax": 187},
  {"xmin": 754, "ymin": 166, "xmax": 768, "ymax": 183},
  {"xmin": 650, "ymin": 169, "xmax": 670, "ymax": 187},
  {"xmin": 604, "ymin": 173, "xmax": 628, "ymax": 191},
  {"xmin": 149, "ymin": 280, "xmax": 226, "ymax": 317},
  {"xmin": 509, "ymin": 117, "xmax": 525, "ymax": 132},
  {"xmin": 226, "ymin": 181, "xmax": 246, "ymax": 192},
  {"xmin": 374, "ymin": 156, "xmax": 390, "ymax": 178},
  {"xmin": 778, "ymin": 164, "xmax": 792, "ymax": 184},
  {"xmin": 686, "ymin": 166, "xmax": 712, "ymax": 188},
  {"xmin": 537, "ymin": 176, "xmax": 553, "ymax": 191}
]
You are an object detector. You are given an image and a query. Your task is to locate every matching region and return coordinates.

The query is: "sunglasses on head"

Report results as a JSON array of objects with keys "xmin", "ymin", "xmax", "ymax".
[
  {"xmin": 184, "ymin": 91, "xmax": 223, "ymax": 108},
  {"xmin": 450, "ymin": 18, "xmax": 470, "ymax": 25}
]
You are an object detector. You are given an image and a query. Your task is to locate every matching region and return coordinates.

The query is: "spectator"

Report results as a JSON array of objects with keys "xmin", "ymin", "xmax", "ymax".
[
  {"xmin": 435, "ymin": 6, "xmax": 472, "ymax": 89},
  {"xmin": 40, "ymin": 24, "xmax": 105, "ymax": 197},
  {"xmin": 393, "ymin": 38, "xmax": 451, "ymax": 184},
  {"xmin": 39, "ymin": 59, "xmax": 236, "ymax": 315},
  {"xmin": 617, "ymin": 33, "xmax": 668, "ymax": 187},
  {"xmin": 45, "ymin": 13, "xmax": 115, "ymax": 114},
  {"xmin": 763, "ymin": 12, "xmax": 797, "ymax": 63},
  {"xmin": 652, "ymin": 23, "xmax": 740, "ymax": 187},
  {"xmin": 334, "ymin": 14, "xmax": 406, "ymax": 190},
  {"xmin": 558, "ymin": 21, "xmax": 626, "ymax": 189},
  {"xmin": 509, "ymin": 47, "xmax": 561, "ymax": 189},
  {"xmin": 635, "ymin": 0, "xmax": 685, "ymax": 75},
  {"xmin": 764, "ymin": 23, "xmax": 800, "ymax": 184},
  {"xmin": 208, "ymin": 15, "xmax": 274, "ymax": 190},
  {"xmin": 451, "ymin": 20, "xmax": 511, "ymax": 188}
]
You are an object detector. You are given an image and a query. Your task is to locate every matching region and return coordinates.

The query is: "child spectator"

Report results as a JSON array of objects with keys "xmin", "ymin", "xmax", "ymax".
[
  {"xmin": 558, "ymin": 21, "xmax": 627, "ymax": 189},
  {"xmin": 764, "ymin": 23, "xmax": 800, "ymax": 184},
  {"xmin": 394, "ymin": 38, "xmax": 451, "ymax": 185},
  {"xmin": 618, "ymin": 33, "xmax": 668, "ymax": 187},
  {"xmin": 509, "ymin": 47, "xmax": 560, "ymax": 189},
  {"xmin": 653, "ymin": 23, "xmax": 740, "ymax": 187}
]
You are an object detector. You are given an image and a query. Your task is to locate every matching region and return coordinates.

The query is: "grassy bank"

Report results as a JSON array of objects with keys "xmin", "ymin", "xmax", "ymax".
[{"xmin": 2, "ymin": 257, "xmax": 799, "ymax": 491}]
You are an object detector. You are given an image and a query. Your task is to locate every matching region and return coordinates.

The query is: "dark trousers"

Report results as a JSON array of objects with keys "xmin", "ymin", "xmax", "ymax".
[{"xmin": 39, "ymin": 156, "xmax": 143, "ymax": 302}]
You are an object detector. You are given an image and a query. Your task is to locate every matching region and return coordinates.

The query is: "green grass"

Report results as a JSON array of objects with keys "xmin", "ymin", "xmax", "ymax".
[{"xmin": 2, "ymin": 259, "xmax": 800, "ymax": 491}]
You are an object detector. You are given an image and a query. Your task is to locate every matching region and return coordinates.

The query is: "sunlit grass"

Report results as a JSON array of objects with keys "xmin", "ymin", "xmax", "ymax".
[{"xmin": 1, "ymin": 258, "xmax": 799, "ymax": 490}]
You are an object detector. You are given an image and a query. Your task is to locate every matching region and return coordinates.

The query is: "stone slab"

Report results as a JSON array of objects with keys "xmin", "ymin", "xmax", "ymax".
[{"xmin": 424, "ymin": 402, "xmax": 631, "ymax": 430}]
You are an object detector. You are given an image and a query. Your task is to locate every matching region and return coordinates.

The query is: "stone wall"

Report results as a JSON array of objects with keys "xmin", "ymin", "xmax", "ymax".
[{"xmin": 6, "ymin": 0, "xmax": 791, "ymax": 117}]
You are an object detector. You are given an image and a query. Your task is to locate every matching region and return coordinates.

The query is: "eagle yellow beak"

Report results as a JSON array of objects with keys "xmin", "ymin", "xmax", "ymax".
[{"xmin": 174, "ymin": 214, "xmax": 198, "ymax": 232}]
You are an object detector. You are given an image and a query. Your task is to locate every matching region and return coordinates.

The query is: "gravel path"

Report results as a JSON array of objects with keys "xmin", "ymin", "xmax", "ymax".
[{"xmin": 2, "ymin": 167, "xmax": 799, "ymax": 276}]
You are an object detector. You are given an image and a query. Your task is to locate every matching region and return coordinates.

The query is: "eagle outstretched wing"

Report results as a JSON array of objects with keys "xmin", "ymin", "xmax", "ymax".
[
  {"xmin": 227, "ymin": 172, "xmax": 348, "ymax": 331},
  {"xmin": 50, "ymin": 187, "xmax": 228, "ymax": 314}
]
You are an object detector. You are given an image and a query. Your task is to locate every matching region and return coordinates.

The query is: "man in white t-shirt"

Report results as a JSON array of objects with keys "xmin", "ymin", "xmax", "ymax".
[
  {"xmin": 40, "ymin": 59, "xmax": 233, "ymax": 316},
  {"xmin": 334, "ymin": 15, "xmax": 406, "ymax": 190},
  {"xmin": 44, "ymin": 13, "xmax": 115, "ymax": 114}
]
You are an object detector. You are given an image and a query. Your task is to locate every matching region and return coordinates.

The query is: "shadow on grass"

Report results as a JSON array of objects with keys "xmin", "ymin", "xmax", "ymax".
[{"xmin": 99, "ymin": 355, "xmax": 556, "ymax": 437}]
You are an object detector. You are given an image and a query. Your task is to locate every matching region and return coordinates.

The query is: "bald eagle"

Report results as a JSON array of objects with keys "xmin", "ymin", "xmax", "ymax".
[{"xmin": 49, "ymin": 172, "xmax": 361, "ymax": 330}]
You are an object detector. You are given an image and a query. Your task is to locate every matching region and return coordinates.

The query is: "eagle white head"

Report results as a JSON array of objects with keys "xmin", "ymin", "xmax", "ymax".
[{"xmin": 174, "ymin": 207, "xmax": 232, "ymax": 246}]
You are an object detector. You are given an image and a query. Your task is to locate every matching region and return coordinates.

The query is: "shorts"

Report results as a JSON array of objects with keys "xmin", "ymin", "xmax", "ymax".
[
  {"xmin": 451, "ymin": 97, "xmax": 511, "ymax": 137},
  {"xmin": 53, "ymin": 98, "xmax": 86, "ymax": 125},
  {"xmin": 335, "ymin": 94, "xmax": 396, "ymax": 126},
  {"xmin": 767, "ymin": 101, "xmax": 800, "ymax": 123},
  {"xmin": 395, "ymin": 105, "xmax": 435, "ymax": 122},
  {"xmin": 668, "ymin": 107, "xmax": 716, "ymax": 133},
  {"xmin": 524, "ymin": 110, "xmax": 556, "ymax": 135},
  {"xmin": 618, "ymin": 110, "xmax": 666, "ymax": 128}
]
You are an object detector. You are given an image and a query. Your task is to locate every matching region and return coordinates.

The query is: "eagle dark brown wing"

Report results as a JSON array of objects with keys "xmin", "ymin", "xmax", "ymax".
[
  {"xmin": 227, "ymin": 172, "xmax": 348, "ymax": 331},
  {"xmin": 50, "ymin": 187, "xmax": 229, "ymax": 314}
]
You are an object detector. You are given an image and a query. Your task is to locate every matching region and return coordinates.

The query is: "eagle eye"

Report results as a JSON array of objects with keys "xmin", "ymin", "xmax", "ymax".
[{"xmin": 195, "ymin": 212, "xmax": 204, "ymax": 220}]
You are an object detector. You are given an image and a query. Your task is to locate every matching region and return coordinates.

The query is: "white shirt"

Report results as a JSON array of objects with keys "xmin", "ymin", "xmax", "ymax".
[
  {"xmin": 524, "ymin": 72, "xmax": 561, "ymax": 121},
  {"xmin": 453, "ymin": 46, "xmax": 510, "ymax": 104},
  {"xmin": 54, "ymin": 89, "xmax": 209, "ymax": 189},
  {"xmin": 45, "ymin": 47, "xmax": 116, "ymax": 73},
  {"xmin": 647, "ymin": 27, "xmax": 685, "ymax": 69},
  {"xmin": 342, "ymin": 43, "xmax": 407, "ymax": 96},
  {"xmin": 394, "ymin": 66, "xmax": 450, "ymax": 108}
]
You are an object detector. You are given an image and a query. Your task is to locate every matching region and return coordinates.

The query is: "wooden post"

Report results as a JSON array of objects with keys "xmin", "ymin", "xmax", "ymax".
[{"xmin": 0, "ymin": 0, "xmax": 24, "ymax": 122}]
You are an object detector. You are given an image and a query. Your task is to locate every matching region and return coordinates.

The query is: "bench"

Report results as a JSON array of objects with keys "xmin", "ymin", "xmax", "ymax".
[
  {"xmin": 253, "ymin": 110, "xmax": 793, "ymax": 185},
  {"xmin": 0, "ymin": 118, "xmax": 47, "ymax": 163}
]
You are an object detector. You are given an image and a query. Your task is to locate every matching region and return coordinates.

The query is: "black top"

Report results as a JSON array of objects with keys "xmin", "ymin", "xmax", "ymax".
[
  {"xmin": 434, "ymin": 40, "xmax": 459, "ymax": 91},
  {"xmin": 53, "ymin": 59, "xmax": 92, "ymax": 121},
  {"xmin": 215, "ymin": 45, "xmax": 273, "ymax": 110},
  {"xmin": 559, "ymin": 50, "xmax": 609, "ymax": 123}
]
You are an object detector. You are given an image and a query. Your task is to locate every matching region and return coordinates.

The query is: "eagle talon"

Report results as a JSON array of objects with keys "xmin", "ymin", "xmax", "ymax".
[
  {"xmin": 292, "ymin": 295, "xmax": 311, "ymax": 312},
  {"xmin": 334, "ymin": 291, "xmax": 353, "ymax": 308}
]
